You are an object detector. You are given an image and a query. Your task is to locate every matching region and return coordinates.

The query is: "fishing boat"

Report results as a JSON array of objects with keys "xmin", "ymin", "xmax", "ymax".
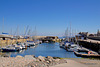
[{"xmin": 74, "ymin": 51, "xmax": 100, "ymax": 58}]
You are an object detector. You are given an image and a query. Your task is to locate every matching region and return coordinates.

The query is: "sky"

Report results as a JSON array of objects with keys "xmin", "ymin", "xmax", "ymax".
[{"xmin": 0, "ymin": 0, "xmax": 100, "ymax": 36}]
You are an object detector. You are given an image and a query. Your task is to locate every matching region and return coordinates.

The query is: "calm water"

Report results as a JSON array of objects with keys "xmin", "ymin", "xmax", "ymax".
[{"xmin": 6, "ymin": 43, "xmax": 80, "ymax": 58}]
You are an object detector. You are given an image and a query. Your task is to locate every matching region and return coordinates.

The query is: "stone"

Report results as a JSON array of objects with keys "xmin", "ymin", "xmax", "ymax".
[
  {"xmin": 53, "ymin": 57, "xmax": 61, "ymax": 59},
  {"xmin": 31, "ymin": 55, "xmax": 35, "ymax": 58},
  {"xmin": 54, "ymin": 59, "xmax": 60, "ymax": 62},
  {"xmin": 38, "ymin": 56, "xmax": 45, "ymax": 62},
  {"xmin": 1, "ymin": 54, "xmax": 9, "ymax": 57},
  {"xmin": 16, "ymin": 55, "xmax": 23, "ymax": 58},
  {"xmin": 47, "ymin": 56, "xmax": 53, "ymax": 60},
  {"xmin": 46, "ymin": 61, "xmax": 49, "ymax": 63},
  {"xmin": 46, "ymin": 56, "xmax": 54, "ymax": 62},
  {"xmin": 36, "ymin": 58, "xmax": 40, "ymax": 62},
  {"xmin": 24, "ymin": 55, "xmax": 36, "ymax": 61}
]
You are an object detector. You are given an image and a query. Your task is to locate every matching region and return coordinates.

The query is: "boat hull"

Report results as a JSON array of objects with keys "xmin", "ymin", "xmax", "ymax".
[
  {"xmin": 74, "ymin": 51, "xmax": 100, "ymax": 58},
  {"xmin": 2, "ymin": 48, "xmax": 18, "ymax": 52}
]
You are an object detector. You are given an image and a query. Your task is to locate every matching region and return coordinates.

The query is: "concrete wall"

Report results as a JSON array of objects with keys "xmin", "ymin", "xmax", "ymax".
[
  {"xmin": 78, "ymin": 40, "xmax": 100, "ymax": 54},
  {"xmin": 88, "ymin": 36, "xmax": 100, "ymax": 41}
]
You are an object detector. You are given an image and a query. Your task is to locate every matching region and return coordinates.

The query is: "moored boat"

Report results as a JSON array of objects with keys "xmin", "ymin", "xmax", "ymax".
[
  {"xmin": 66, "ymin": 43, "xmax": 80, "ymax": 52},
  {"xmin": 74, "ymin": 51, "xmax": 100, "ymax": 58},
  {"xmin": 2, "ymin": 45, "xmax": 19, "ymax": 52}
]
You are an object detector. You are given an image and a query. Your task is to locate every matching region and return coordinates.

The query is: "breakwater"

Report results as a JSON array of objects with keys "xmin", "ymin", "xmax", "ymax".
[{"xmin": 0, "ymin": 39, "xmax": 31, "ymax": 47}]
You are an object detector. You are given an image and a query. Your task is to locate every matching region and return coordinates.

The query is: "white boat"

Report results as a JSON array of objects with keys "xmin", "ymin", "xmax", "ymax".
[
  {"xmin": 66, "ymin": 44, "xmax": 80, "ymax": 52},
  {"xmin": 18, "ymin": 43, "xmax": 26, "ymax": 49},
  {"xmin": 24, "ymin": 42, "xmax": 30, "ymax": 47},
  {"xmin": 59, "ymin": 41, "xmax": 65, "ymax": 48},
  {"xmin": 64, "ymin": 42, "xmax": 70, "ymax": 49},
  {"xmin": 2, "ymin": 45, "xmax": 19, "ymax": 52},
  {"xmin": 39, "ymin": 41, "xmax": 42, "ymax": 44},
  {"xmin": 13, "ymin": 44, "xmax": 23, "ymax": 50},
  {"xmin": 28, "ymin": 42, "xmax": 35, "ymax": 46}
]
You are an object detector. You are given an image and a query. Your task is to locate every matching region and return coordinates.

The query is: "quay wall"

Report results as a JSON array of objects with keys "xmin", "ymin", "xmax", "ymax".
[
  {"xmin": 78, "ymin": 40, "xmax": 100, "ymax": 53},
  {"xmin": 88, "ymin": 36, "xmax": 100, "ymax": 41},
  {"xmin": 0, "ymin": 39, "xmax": 31, "ymax": 47}
]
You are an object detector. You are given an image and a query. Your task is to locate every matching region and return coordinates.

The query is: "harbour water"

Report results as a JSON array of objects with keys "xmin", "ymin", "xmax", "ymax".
[{"xmin": 5, "ymin": 43, "xmax": 80, "ymax": 58}]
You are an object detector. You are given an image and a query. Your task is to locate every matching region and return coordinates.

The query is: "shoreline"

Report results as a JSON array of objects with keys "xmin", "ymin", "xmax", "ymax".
[{"xmin": 0, "ymin": 55, "xmax": 100, "ymax": 67}]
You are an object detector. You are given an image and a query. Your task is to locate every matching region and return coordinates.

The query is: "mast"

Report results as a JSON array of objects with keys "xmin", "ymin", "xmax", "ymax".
[
  {"xmin": 34, "ymin": 26, "xmax": 37, "ymax": 36},
  {"xmin": 17, "ymin": 26, "xmax": 19, "ymax": 36},
  {"xmin": 65, "ymin": 27, "xmax": 69, "ymax": 41},
  {"xmin": 2, "ymin": 17, "xmax": 4, "ymax": 34},
  {"xmin": 33, "ymin": 26, "xmax": 37, "ymax": 41},
  {"xmin": 67, "ymin": 27, "xmax": 69, "ymax": 41},
  {"xmin": 28, "ymin": 29, "xmax": 31, "ymax": 35},
  {"xmin": 25, "ymin": 25, "xmax": 29, "ymax": 36},
  {"xmin": 70, "ymin": 22, "xmax": 71, "ymax": 42},
  {"xmin": 11, "ymin": 28, "xmax": 12, "ymax": 35}
]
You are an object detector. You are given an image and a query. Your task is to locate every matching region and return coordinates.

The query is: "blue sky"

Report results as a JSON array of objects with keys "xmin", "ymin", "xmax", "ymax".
[{"xmin": 0, "ymin": 0, "xmax": 100, "ymax": 36}]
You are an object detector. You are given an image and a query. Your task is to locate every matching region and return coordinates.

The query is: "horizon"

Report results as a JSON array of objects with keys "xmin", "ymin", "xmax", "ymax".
[{"xmin": 0, "ymin": 0, "xmax": 100, "ymax": 37}]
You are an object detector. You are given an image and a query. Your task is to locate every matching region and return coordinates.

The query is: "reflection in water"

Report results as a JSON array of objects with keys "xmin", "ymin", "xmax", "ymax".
[{"xmin": 8, "ymin": 43, "xmax": 80, "ymax": 58}]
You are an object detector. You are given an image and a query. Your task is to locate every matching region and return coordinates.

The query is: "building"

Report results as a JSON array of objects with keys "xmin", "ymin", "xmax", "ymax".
[{"xmin": 97, "ymin": 29, "xmax": 100, "ymax": 36}]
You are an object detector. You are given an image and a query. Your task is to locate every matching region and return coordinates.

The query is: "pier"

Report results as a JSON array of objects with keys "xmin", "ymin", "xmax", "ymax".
[{"xmin": 78, "ymin": 39, "xmax": 100, "ymax": 53}]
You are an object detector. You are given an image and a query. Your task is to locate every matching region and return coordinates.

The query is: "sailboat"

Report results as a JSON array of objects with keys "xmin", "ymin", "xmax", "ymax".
[{"xmin": 1, "ymin": 17, "xmax": 20, "ymax": 52}]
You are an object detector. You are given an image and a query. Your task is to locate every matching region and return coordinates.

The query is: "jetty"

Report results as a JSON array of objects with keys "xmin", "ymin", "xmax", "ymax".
[{"xmin": 78, "ymin": 39, "xmax": 100, "ymax": 54}]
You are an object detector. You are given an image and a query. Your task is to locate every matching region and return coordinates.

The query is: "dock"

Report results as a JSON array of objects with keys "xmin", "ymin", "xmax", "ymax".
[{"xmin": 78, "ymin": 39, "xmax": 100, "ymax": 54}]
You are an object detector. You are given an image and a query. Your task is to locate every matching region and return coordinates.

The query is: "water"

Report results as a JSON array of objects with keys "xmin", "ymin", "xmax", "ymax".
[{"xmin": 6, "ymin": 43, "xmax": 79, "ymax": 58}]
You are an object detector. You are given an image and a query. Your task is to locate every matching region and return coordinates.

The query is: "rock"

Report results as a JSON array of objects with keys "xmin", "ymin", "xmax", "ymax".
[
  {"xmin": 46, "ymin": 56, "xmax": 54, "ymax": 62},
  {"xmin": 47, "ymin": 56, "xmax": 53, "ymax": 59},
  {"xmin": 38, "ymin": 56, "xmax": 45, "ymax": 62},
  {"xmin": 36, "ymin": 58, "xmax": 40, "ymax": 62},
  {"xmin": 59, "ymin": 59, "xmax": 67, "ymax": 63},
  {"xmin": 53, "ymin": 57, "xmax": 61, "ymax": 59},
  {"xmin": 54, "ymin": 59, "xmax": 60, "ymax": 62},
  {"xmin": 31, "ymin": 55, "xmax": 35, "ymax": 58},
  {"xmin": 1, "ymin": 54, "xmax": 9, "ymax": 57},
  {"xmin": 16, "ymin": 55, "xmax": 23, "ymax": 58},
  {"xmin": 46, "ymin": 61, "xmax": 49, "ymax": 63},
  {"xmin": 24, "ymin": 55, "xmax": 36, "ymax": 61}
]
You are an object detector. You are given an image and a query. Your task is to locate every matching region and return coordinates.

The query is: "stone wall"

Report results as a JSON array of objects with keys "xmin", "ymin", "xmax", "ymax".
[{"xmin": 0, "ymin": 39, "xmax": 30, "ymax": 47}]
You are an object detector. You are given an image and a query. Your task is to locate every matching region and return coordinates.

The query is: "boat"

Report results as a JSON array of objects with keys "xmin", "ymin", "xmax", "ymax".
[
  {"xmin": 59, "ymin": 41, "xmax": 65, "ymax": 48},
  {"xmin": 74, "ymin": 51, "xmax": 100, "ymax": 58},
  {"xmin": 17, "ymin": 43, "xmax": 26, "ymax": 49},
  {"xmin": 28, "ymin": 42, "xmax": 35, "ymax": 46},
  {"xmin": 66, "ymin": 43, "xmax": 80, "ymax": 52},
  {"xmin": 39, "ymin": 41, "xmax": 42, "ymax": 44},
  {"xmin": 27, "ymin": 41, "xmax": 35, "ymax": 46},
  {"xmin": 24, "ymin": 42, "xmax": 30, "ymax": 47},
  {"xmin": 77, "ymin": 47, "xmax": 89, "ymax": 52},
  {"xmin": 2, "ymin": 45, "xmax": 19, "ymax": 52},
  {"xmin": 64, "ymin": 41, "xmax": 70, "ymax": 49},
  {"xmin": 13, "ymin": 44, "xmax": 23, "ymax": 50},
  {"xmin": 45, "ymin": 41, "xmax": 49, "ymax": 43}
]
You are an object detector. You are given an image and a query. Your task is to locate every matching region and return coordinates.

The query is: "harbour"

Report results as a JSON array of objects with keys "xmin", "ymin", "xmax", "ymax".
[
  {"xmin": 5, "ymin": 42, "xmax": 78, "ymax": 58},
  {"xmin": 0, "ymin": 0, "xmax": 100, "ymax": 67}
]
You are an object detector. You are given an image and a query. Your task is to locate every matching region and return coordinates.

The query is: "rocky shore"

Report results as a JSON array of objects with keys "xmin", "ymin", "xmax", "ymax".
[
  {"xmin": 0, "ymin": 54, "xmax": 100, "ymax": 67},
  {"xmin": 0, "ymin": 55, "xmax": 67, "ymax": 67}
]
